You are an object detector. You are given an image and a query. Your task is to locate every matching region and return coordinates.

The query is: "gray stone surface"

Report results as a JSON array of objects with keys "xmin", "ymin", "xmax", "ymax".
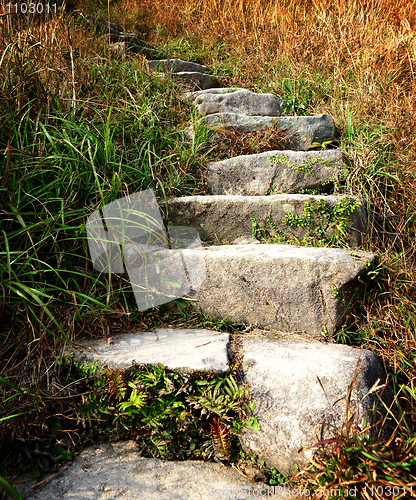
[
  {"xmin": 22, "ymin": 441, "xmax": 285, "ymax": 500},
  {"xmin": 197, "ymin": 113, "xmax": 337, "ymax": 150},
  {"xmin": 193, "ymin": 89, "xmax": 288, "ymax": 117},
  {"xmin": 162, "ymin": 194, "xmax": 368, "ymax": 248},
  {"xmin": 180, "ymin": 244, "xmax": 378, "ymax": 336},
  {"xmin": 147, "ymin": 59, "xmax": 210, "ymax": 74},
  {"xmin": 172, "ymin": 72, "xmax": 220, "ymax": 90},
  {"xmin": 206, "ymin": 150, "xmax": 347, "ymax": 195},
  {"xmin": 237, "ymin": 332, "xmax": 391, "ymax": 475},
  {"xmin": 65, "ymin": 329, "xmax": 230, "ymax": 374},
  {"xmin": 186, "ymin": 87, "xmax": 246, "ymax": 99}
]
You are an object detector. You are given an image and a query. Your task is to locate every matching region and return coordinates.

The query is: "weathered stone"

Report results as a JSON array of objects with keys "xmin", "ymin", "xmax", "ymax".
[
  {"xmin": 206, "ymin": 150, "xmax": 348, "ymax": 195},
  {"xmin": 162, "ymin": 194, "xmax": 368, "ymax": 248},
  {"xmin": 90, "ymin": 16, "xmax": 123, "ymax": 34},
  {"xmin": 193, "ymin": 89, "xmax": 288, "ymax": 117},
  {"xmin": 124, "ymin": 42, "xmax": 167, "ymax": 59},
  {"xmin": 23, "ymin": 441, "xmax": 281, "ymax": 500},
  {"xmin": 238, "ymin": 332, "xmax": 391, "ymax": 475},
  {"xmin": 147, "ymin": 59, "xmax": 210, "ymax": 74},
  {"xmin": 180, "ymin": 244, "xmax": 378, "ymax": 336},
  {"xmin": 66, "ymin": 329, "xmax": 229, "ymax": 374},
  {"xmin": 197, "ymin": 113, "xmax": 338, "ymax": 150},
  {"xmin": 118, "ymin": 33, "xmax": 157, "ymax": 48},
  {"xmin": 186, "ymin": 87, "xmax": 246, "ymax": 100},
  {"xmin": 172, "ymin": 72, "xmax": 220, "ymax": 90}
]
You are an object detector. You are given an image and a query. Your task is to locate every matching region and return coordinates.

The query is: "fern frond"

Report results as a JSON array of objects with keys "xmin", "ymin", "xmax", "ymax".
[
  {"xmin": 105, "ymin": 369, "xmax": 127, "ymax": 401},
  {"xmin": 209, "ymin": 417, "xmax": 231, "ymax": 460}
]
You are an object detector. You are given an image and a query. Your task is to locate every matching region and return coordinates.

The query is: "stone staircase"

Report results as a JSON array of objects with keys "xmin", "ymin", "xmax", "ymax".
[{"xmin": 22, "ymin": 18, "xmax": 391, "ymax": 500}]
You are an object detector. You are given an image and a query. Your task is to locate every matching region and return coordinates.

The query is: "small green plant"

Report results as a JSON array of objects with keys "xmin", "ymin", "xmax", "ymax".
[
  {"xmin": 250, "ymin": 197, "xmax": 359, "ymax": 247},
  {"xmin": 308, "ymin": 140, "xmax": 334, "ymax": 150},
  {"xmin": 264, "ymin": 183, "xmax": 277, "ymax": 195},
  {"xmin": 283, "ymin": 197, "xmax": 360, "ymax": 246}
]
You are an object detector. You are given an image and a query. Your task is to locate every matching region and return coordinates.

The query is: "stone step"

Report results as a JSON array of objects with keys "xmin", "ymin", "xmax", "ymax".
[
  {"xmin": 206, "ymin": 149, "xmax": 347, "ymax": 196},
  {"xmin": 195, "ymin": 113, "xmax": 337, "ymax": 150},
  {"xmin": 22, "ymin": 441, "xmax": 277, "ymax": 499},
  {"xmin": 162, "ymin": 194, "xmax": 367, "ymax": 248},
  {"xmin": 121, "ymin": 243, "xmax": 376, "ymax": 336},
  {"xmin": 172, "ymin": 72, "xmax": 220, "ymax": 91},
  {"xmin": 64, "ymin": 328, "xmax": 230, "ymax": 374},
  {"xmin": 146, "ymin": 58, "xmax": 210, "ymax": 74},
  {"xmin": 186, "ymin": 87, "xmax": 246, "ymax": 99},
  {"xmin": 191, "ymin": 88, "xmax": 288, "ymax": 117},
  {"xmin": 237, "ymin": 331, "xmax": 391, "ymax": 476},
  {"xmin": 181, "ymin": 244, "xmax": 377, "ymax": 336}
]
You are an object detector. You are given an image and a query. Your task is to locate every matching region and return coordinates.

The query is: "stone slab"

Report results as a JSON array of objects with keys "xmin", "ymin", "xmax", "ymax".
[
  {"xmin": 65, "ymin": 329, "xmax": 230, "ymax": 374},
  {"xmin": 22, "ymin": 441, "xmax": 284, "ymax": 500},
  {"xmin": 147, "ymin": 59, "xmax": 210, "ymax": 74},
  {"xmin": 193, "ymin": 89, "xmax": 288, "ymax": 117},
  {"xmin": 180, "ymin": 244, "xmax": 378, "ymax": 336},
  {"xmin": 237, "ymin": 332, "xmax": 391, "ymax": 475},
  {"xmin": 186, "ymin": 87, "xmax": 246, "ymax": 99},
  {"xmin": 206, "ymin": 150, "xmax": 347, "ymax": 195},
  {"xmin": 162, "ymin": 194, "xmax": 368, "ymax": 248},
  {"xmin": 172, "ymin": 72, "xmax": 220, "ymax": 90},
  {"xmin": 196, "ymin": 113, "xmax": 337, "ymax": 150}
]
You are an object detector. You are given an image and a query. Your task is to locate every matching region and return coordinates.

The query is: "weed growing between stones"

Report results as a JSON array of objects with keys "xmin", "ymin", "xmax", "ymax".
[
  {"xmin": 250, "ymin": 197, "xmax": 361, "ymax": 248},
  {"xmin": 283, "ymin": 197, "xmax": 361, "ymax": 247},
  {"xmin": 60, "ymin": 358, "xmax": 250, "ymax": 461}
]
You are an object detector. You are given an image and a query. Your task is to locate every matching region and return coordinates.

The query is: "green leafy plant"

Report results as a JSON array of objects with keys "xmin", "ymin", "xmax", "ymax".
[{"xmin": 283, "ymin": 197, "xmax": 360, "ymax": 246}]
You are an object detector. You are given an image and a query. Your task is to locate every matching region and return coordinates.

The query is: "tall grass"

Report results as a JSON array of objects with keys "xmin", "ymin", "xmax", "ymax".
[{"xmin": 1, "ymin": 0, "xmax": 416, "ymax": 497}]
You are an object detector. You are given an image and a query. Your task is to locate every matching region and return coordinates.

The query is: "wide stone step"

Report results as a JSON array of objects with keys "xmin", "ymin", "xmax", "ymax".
[
  {"xmin": 162, "ymin": 194, "xmax": 367, "ymax": 248},
  {"xmin": 146, "ymin": 58, "xmax": 210, "ymax": 74},
  {"xmin": 186, "ymin": 87, "xmax": 246, "ymax": 99},
  {"xmin": 237, "ymin": 331, "xmax": 391, "ymax": 476},
  {"xmin": 23, "ymin": 441, "xmax": 277, "ymax": 499},
  {"xmin": 192, "ymin": 88, "xmax": 288, "ymax": 117},
  {"xmin": 196, "ymin": 113, "xmax": 337, "ymax": 150},
  {"xmin": 177, "ymin": 244, "xmax": 377, "ymax": 336},
  {"xmin": 172, "ymin": 72, "xmax": 220, "ymax": 90},
  {"xmin": 206, "ymin": 149, "xmax": 347, "ymax": 195}
]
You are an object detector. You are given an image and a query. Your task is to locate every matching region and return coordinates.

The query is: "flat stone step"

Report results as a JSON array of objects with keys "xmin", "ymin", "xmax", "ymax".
[
  {"xmin": 172, "ymin": 72, "xmax": 220, "ymax": 90},
  {"xmin": 162, "ymin": 194, "xmax": 367, "ymax": 248},
  {"xmin": 65, "ymin": 328, "xmax": 230, "ymax": 374},
  {"xmin": 178, "ymin": 244, "xmax": 377, "ymax": 336},
  {"xmin": 192, "ymin": 89, "xmax": 288, "ymax": 117},
  {"xmin": 237, "ymin": 331, "xmax": 391, "ymax": 476},
  {"xmin": 195, "ymin": 113, "xmax": 337, "ymax": 150},
  {"xmin": 206, "ymin": 149, "xmax": 347, "ymax": 195},
  {"xmin": 23, "ymin": 441, "xmax": 279, "ymax": 500},
  {"xmin": 186, "ymin": 87, "xmax": 246, "ymax": 99},
  {"xmin": 146, "ymin": 58, "xmax": 211, "ymax": 74}
]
